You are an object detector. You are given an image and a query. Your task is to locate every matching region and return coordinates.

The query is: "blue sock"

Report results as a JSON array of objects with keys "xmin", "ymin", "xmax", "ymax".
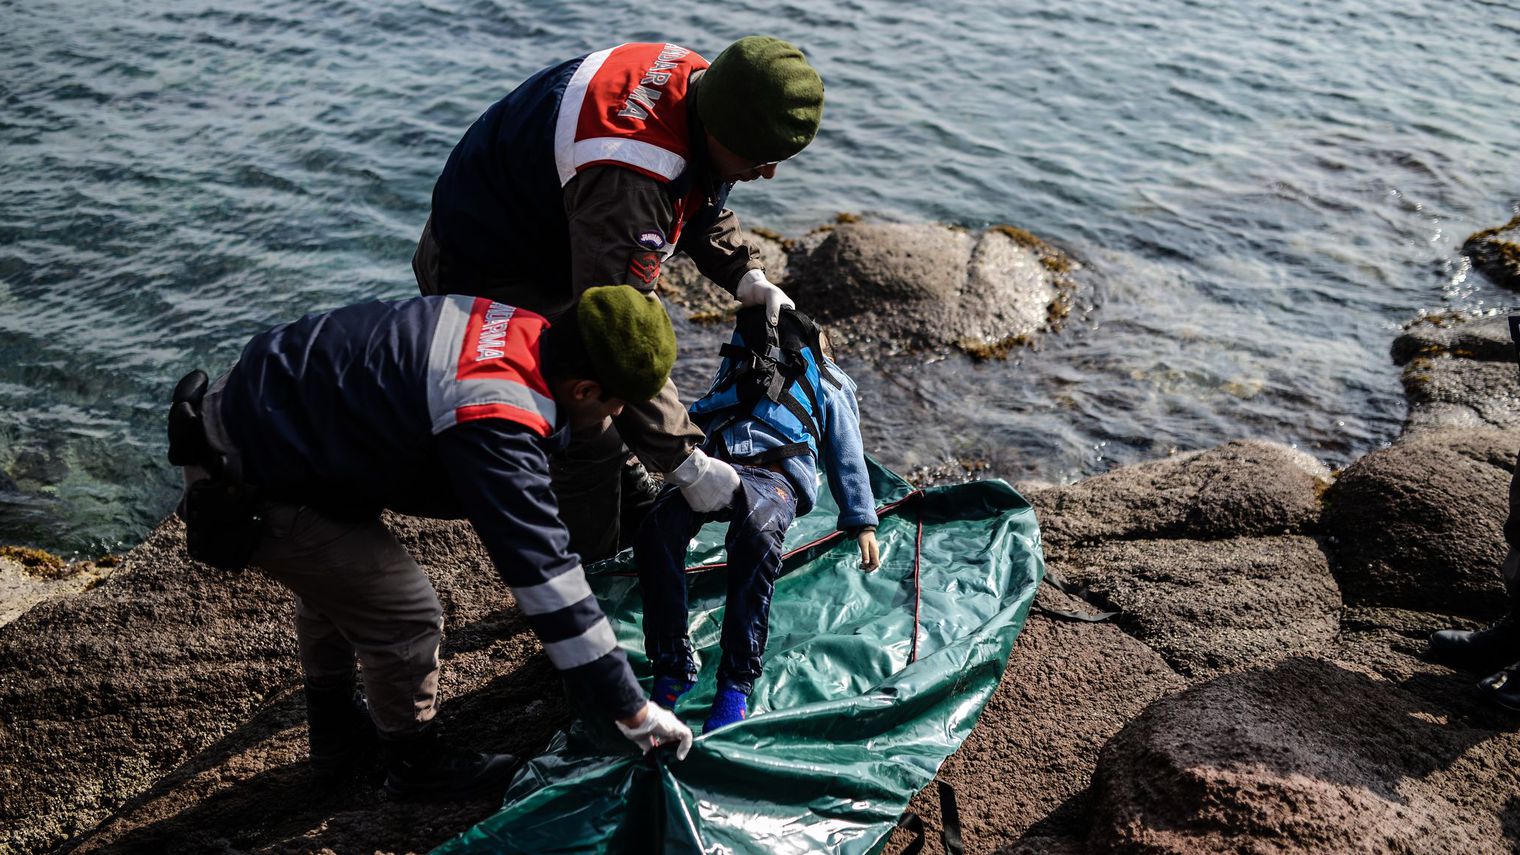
[
  {"xmin": 704, "ymin": 686, "xmax": 749, "ymax": 732},
  {"xmin": 652, "ymin": 675, "xmax": 694, "ymax": 710}
]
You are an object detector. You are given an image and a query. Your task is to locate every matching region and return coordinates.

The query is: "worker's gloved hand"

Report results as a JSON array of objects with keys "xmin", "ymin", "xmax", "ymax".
[
  {"xmin": 666, "ymin": 448, "xmax": 740, "ymax": 512},
  {"xmin": 735, "ymin": 269, "xmax": 795, "ymax": 325},
  {"xmin": 617, "ymin": 701, "xmax": 693, "ymax": 760}
]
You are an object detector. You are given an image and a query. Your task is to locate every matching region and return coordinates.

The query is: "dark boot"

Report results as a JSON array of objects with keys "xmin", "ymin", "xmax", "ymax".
[
  {"xmin": 1478, "ymin": 660, "xmax": 1520, "ymax": 713},
  {"xmin": 1429, "ymin": 613, "xmax": 1520, "ymax": 673},
  {"xmin": 382, "ymin": 725, "xmax": 520, "ymax": 799},
  {"xmin": 305, "ymin": 678, "xmax": 379, "ymax": 779}
]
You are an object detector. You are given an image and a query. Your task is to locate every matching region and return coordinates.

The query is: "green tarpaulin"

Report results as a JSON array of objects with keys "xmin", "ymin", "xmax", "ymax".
[{"xmin": 437, "ymin": 459, "xmax": 1044, "ymax": 854}]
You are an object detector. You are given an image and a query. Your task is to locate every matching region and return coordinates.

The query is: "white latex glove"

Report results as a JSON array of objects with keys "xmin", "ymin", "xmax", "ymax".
[
  {"xmin": 735, "ymin": 269, "xmax": 795, "ymax": 325},
  {"xmin": 665, "ymin": 448, "xmax": 740, "ymax": 512},
  {"xmin": 616, "ymin": 701, "xmax": 693, "ymax": 760}
]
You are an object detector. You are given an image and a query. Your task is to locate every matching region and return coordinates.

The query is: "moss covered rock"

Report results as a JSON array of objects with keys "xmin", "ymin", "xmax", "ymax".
[
  {"xmin": 1463, "ymin": 214, "xmax": 1520, "ymax": 290},
  {"xmin": 784, "ymin": 222, "xmax": 1078, "ymax": 357}
]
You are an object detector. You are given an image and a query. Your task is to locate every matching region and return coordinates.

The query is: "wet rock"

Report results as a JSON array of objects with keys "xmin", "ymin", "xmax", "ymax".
[
  {"xmin": 1057, "ymin": 536, "xmax": 1341, "ymax": 678},
  {"xmin": 0, "ymin": 550, "xmax": 111, "ymax": 627},
  {"xmin": 1401, "ymin": 354, "xmax": 1520, "ymax": 433},
  {"xmin": 1031, "ymin": 440, "xmax": 1329, "ymax": 550},
  {"xmin": 1392, "ymin": 314, "xmax": 1514, "ymax": 366},
  {"xmin": 784, "ymin": 223, "xmax": 1075, "ymax": 356},
  {"xmin": 884, "ymin": 587, "xmax": 1184, "ymax": 854},
  {"xmin": 1323, "ymin": 428, "xmax": 1516, "ymax": 617},
  {"xmin": 1464, "ymin": 214, "xmax": 1520, "ymax": 289},
  {"xmin": 10, "ymin": 444, "xmax": 69, "ymax": 487},
  {"xmin": 1088, "ymin": 656, "xmax": 1520, "ymax": 853}
]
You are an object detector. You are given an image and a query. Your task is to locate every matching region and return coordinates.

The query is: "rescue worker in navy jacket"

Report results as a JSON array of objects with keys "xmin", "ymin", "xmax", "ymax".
[
  {"xmin": 412, "ymin": 36, "xmax": 825, "ymax": 561},
  {"xmin": 175, "ymin": 286, "xmax": 693, "ymax": 796}
]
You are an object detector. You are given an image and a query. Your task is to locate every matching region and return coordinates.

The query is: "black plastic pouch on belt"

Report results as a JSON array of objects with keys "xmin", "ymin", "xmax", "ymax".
[
  {"xmin": 168, "ymin": 369, "xmax": 262, "ymax": 572},
  {"xmin": 181, "ymin": 479, "xmax": 264, "ymax": 572},
  {"xmin": 168, "ymin": 369, "xmax": 215, "ymax": 470}
]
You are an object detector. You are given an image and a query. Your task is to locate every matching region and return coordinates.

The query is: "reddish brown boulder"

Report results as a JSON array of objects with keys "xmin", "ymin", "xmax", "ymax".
[
  {"xmin": 1089, "ymin": 656, "xmax": 1520, "ymax": 853},
  {"xmin": 2, "ymin": 514, "xmax": 574, "ymax": 854},
  {"xmin": 884, "ymin": 587, "xmax": 1184, "ymax": 854},
  {"xmin": 1032, "ymin": 440, "xmax": 1328, "ymax": 550},
  {"xmin": 1057, "ymin": 536, "xmax": 1341, "ymax": 678},
  {"xmin": 1323, "ymin": 428, "xmax": 1516, "ymax": 617}
]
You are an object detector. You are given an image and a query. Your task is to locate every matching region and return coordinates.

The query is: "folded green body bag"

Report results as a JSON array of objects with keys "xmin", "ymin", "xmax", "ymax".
[{"xmin": 437, "ymin": 459, "xmax": 1045, "ymax": 854}]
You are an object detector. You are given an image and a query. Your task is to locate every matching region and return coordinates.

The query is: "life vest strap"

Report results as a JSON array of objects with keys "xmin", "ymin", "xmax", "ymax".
[{"xmin": 722, "ymin": 441, "xmax": 812, "ymax": 467}]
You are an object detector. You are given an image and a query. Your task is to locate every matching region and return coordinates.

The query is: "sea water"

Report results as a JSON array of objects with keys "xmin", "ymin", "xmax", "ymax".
[{"xmin": 2, "ymin": 0, "xmax": 1516, "ymax": 553}]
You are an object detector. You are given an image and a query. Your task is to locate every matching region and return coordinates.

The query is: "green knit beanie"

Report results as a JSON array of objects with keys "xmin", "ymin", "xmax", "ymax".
[
  {"xmin": 698, "ymin": 36, "xmax": 824, "ymax": 164},
  {"xmin": 575, "ymin": 286, "xmax": 676, "ymax": 402}
]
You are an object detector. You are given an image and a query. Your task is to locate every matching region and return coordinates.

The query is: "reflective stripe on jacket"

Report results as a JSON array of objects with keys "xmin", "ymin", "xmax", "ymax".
[
  {"xmin": 426, "ymin": 296, "xmax": 557, "ymax": 436},
  {"xmin": 430, "ymin": 43, "xmax": 718, "ymax": 283},
  {"xmin": 217, "ymin": 295, "xmax": 644, "ymax": 719}
]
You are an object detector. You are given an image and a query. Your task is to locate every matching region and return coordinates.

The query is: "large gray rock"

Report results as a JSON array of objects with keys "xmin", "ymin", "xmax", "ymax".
[
  {"xmin": 1323, "ymin": 428, "xmax": 1516, "ymax": 617},
  {"xmin": 1391, "ymin": 314, "xmax": 1514, "ymax": 366},
  {"xmin": 1088, "ymin": 656, "xmax": 1520, "ymax": 853},
  {"xmin": 1401, "ymin": 354, "xmax": 1520, "ymax": 433},
  {"xmin": 884, "ymin": 587, "xmax": 1184, "ymax": 855},
  {"xmin": 801, "ymin": 223, "xmax": 973, "ymax": 310},
  {"xmin": 785, "ymin": 223, "xmax": 1074, "ymax": 355},
  {"xmin": 1058, "ymin": 536, "xmax": 1341, "ymax": 678},
  {"xmin": 1031, "ymin": 440, "xmax": 1329, "ymax": 550},
  {"xmin": 1464, "ymin": 214, "xmax": 1520, "ymax": 290}
]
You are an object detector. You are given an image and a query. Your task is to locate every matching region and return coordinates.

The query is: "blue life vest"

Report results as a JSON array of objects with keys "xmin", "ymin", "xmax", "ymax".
[{"xmin": 689, "ymin": 307, "xmax": 843, "ymax": 465}]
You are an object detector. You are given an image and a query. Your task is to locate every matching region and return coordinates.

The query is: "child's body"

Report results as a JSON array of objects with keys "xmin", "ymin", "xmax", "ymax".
[{"xmin": 633, "ymin": 308, "xmax": 879, "ymax": 732}]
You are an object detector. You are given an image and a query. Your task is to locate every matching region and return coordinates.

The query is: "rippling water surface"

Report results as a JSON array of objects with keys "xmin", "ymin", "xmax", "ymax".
[{"xmin": 2, "ymin": 0, "xmax": 1517, "ymax": 553}]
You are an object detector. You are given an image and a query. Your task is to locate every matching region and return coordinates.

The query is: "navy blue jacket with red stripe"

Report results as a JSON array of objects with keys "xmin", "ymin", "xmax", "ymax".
[
  {"xmin": 431, "ymin": 42, "xmax": 731, "ymax": 291},
  {"xmin": 216, "ymin": 294, "xmax": 644, "ymax": 720}
]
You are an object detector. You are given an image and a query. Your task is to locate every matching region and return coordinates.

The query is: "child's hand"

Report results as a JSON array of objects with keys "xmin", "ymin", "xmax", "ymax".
[{"xmin": 858, "ymin": 530, "xmax": 880, "ymax": 571}]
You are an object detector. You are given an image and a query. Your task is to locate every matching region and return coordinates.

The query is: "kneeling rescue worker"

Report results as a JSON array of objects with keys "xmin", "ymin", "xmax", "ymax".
[{"xmin": 167, "ymin": 286, "xmax": 693, "ymax": 796}]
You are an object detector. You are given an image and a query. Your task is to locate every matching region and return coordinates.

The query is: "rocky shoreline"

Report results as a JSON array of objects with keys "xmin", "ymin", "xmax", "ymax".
[{"xmin": 4, "ymin": 222, "xmax": 1519, "ymax": 853}]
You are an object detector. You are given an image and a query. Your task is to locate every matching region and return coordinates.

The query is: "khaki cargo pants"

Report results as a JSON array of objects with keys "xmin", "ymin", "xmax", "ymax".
[
  {"xmin": 251, "ymin": 503, "xmax": 443, "ymax": 736},
  {"xmin": 190, "ymin": 378, "xmax": 443, "ymax": 736}
]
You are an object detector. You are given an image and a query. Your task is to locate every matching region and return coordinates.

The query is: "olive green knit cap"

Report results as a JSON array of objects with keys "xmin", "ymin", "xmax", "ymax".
[
  {"xmin": 698, "ymin": 36, "xmax": 824, "ymax": 164},
  {"xmin": 575, "ymin": 286, "xmax": 676, "ymax": 402}
]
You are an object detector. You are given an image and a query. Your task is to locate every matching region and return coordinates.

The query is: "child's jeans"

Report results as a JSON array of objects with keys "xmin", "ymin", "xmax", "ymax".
[{"xmin": 634, "ymin": 465, "xmax": 798, "ymax": 695}]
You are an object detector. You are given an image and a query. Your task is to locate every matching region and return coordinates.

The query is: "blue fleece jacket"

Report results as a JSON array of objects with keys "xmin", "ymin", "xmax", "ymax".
[{"xmin": 694, "ymin": 357, "xmax": 878, "ymax": 532}]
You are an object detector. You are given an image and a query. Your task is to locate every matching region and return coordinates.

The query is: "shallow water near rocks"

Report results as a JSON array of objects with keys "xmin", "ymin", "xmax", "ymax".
[{"xmin": 2, "ymin": 0, "xmax": 1517, "ymax": 554}]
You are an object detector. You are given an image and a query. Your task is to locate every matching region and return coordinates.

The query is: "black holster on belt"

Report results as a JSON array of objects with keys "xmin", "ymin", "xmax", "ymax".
[{"xmin": 169, "ymin": 370, "xmax": 262, "ymax": 572}]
